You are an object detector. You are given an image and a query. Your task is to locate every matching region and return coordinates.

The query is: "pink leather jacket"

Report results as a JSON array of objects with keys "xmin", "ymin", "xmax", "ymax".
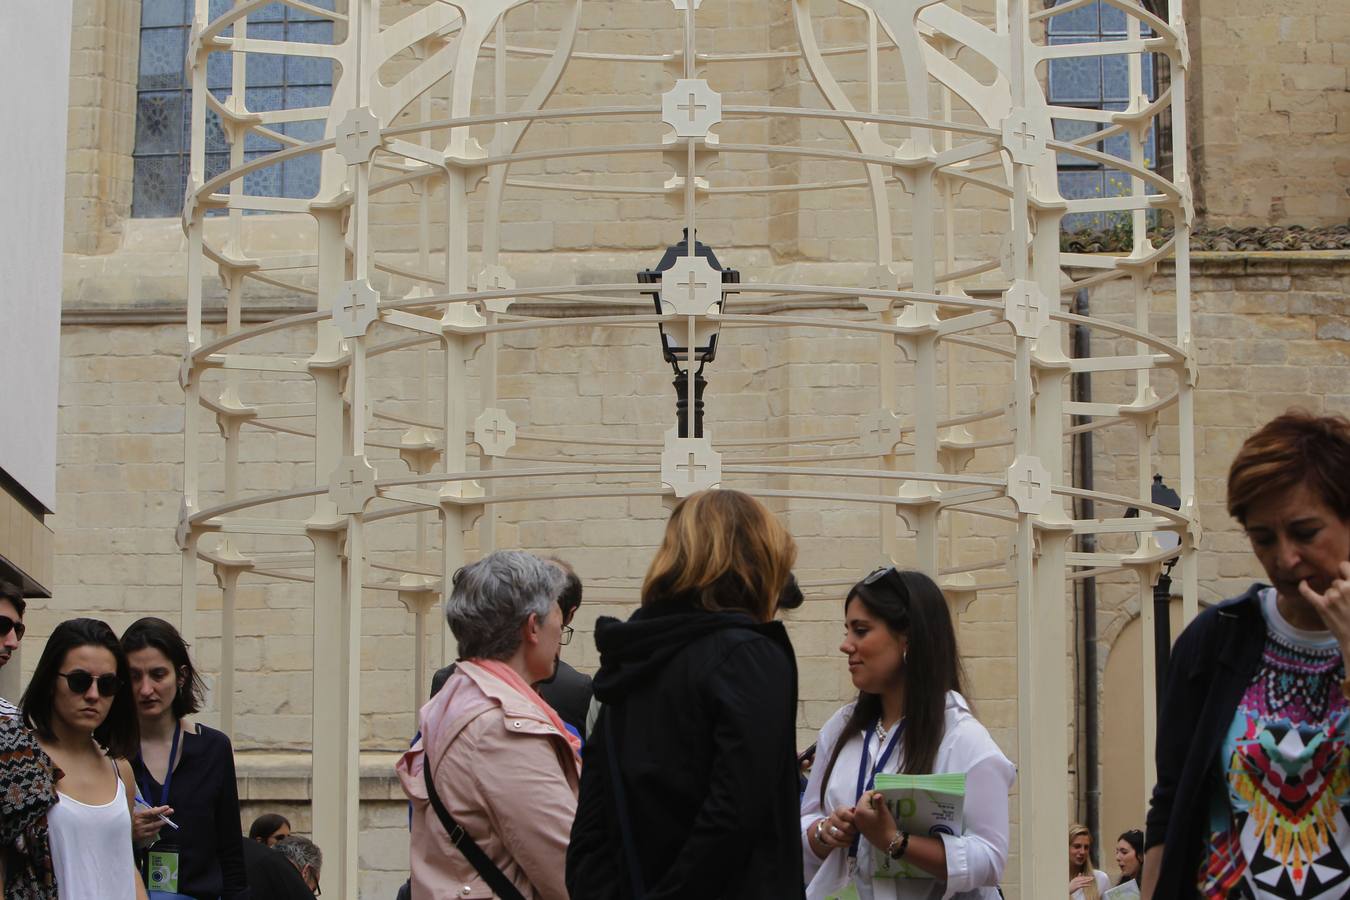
[{"xmin": 396, "ymin": 662, "xmax": 580, "ymax": 899}]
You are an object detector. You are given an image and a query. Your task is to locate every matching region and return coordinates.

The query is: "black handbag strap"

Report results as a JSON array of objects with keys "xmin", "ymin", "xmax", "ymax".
[
  {"xmin": 421, "ymin": 668, "xmax": 527, "ymax": 900},
  {"xmin": 602, "ymin": 705, "xmax": 647, "ymax": 900}
]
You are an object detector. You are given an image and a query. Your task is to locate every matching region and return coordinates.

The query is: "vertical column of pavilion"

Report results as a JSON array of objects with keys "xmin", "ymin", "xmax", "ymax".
[
  {"xmin": 1004, "ymin": 0, "xmax": 1070, "ymax": 891},
  {"xmin": 211, "ymin": 3, "xmax": 256, "ymax": 737},
  {"xmin": 439, "ymin": 26, "xmax": 489, "ymax": 664},
  {"xmin": 656, "ymin": 0, "xmax": 724, "ymax": 501},
  {"xmin": 396, "ymin": 67, "xmax": 447, "ymax": 712},
  {"xmin": 310, "ymin": 0, "xmax": 385, "ymax": 892},
  {"xmin": 1169, "ymin": 1, "xmax": 1199, "ymax": 626},
  {"xmin": 894, "ymin": 132, "xmax": 942, "ymax": 577},
  {"xmin": 180, "ymin": 0, "xmax": 212, "ymax": 651},
  {"xmin": 1117, "ymin": 8, "xmax": 1166, "ymax": 804}
]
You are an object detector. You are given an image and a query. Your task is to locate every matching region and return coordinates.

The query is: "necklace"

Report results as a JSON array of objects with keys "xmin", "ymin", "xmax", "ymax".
[{"xmin": 875, "ymin": 720, "xmax": 888, "ymax": 743}]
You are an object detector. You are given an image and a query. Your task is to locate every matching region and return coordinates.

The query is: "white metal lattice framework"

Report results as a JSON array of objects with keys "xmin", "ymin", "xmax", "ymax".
[{"xmin": 179, "ymin": 0, "xmax": 1195, "ymax": 893}]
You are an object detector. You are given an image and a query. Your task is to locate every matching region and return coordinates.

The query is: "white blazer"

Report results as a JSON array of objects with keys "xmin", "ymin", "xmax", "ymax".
[{"xmin": 800, "ymin": 692, "xmax": 1015, "ymax": 900}]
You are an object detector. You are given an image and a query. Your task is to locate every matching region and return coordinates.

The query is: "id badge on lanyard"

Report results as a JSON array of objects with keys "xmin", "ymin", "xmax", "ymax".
[
  {"xmin": 140, "ymin": 725, "xmax": 185, "ymax": 897},
  {"xmin": 848, "ymin": 720, "xmax": 905, "ymax": 862}
]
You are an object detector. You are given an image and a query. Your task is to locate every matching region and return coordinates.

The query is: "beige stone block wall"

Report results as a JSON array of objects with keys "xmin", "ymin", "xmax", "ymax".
[{"xmin": 1189, "ymin": 0, "xmax": 1350, "ymax": 225}]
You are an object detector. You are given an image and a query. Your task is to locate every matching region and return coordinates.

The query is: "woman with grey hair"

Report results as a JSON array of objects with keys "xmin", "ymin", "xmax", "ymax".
[{"xmin": 397, "ymin": 550, "xmax": 578, "ymax": 900}]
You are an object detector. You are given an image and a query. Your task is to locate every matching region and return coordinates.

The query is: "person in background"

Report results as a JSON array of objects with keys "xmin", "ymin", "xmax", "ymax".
[
  {"xmin": 122, "ymin": 617, "xmax": 246, "ymax": 899},
  {"xmin": 21, "ymin": 618, "xmax": 147, "ymax": 900},
  {"xmin": 1070, "ymin": 823, "xmax": 1110, "ymax": 899},
  {"xmin": 398, "ymin": 550, "xmax": 577, "ymax": 900},
  {"xmin": 537, "ymin": 557, "xmax": 591, "ymax": 738},
  {"xmin": 568, "ymin": 489, "xmax": 804, "ymax": 900},
  {"xmin": 248, "ymin": 813, "xmax": 292, "ymax": 848},
  {"xmin": 273, "ymin": 836, "xmax": 322, "ymax": 898},
  {"xmin": 801, "ymin": 567, "xmax": 1013, "ymax": 900},
  {"xmin": 1116, "ymin": 829, "xmax": 1144, "ymax": 886},
  {"xmin": 0, "ymin": 581, "xmax": 26, "ymax": 715},
  {"xmin": 0, "ymin": 619, "xmax": 58, "ymax": 898},
  {"xmin": 1145, "ymin": 412, "xmax": 1350, "ymax": 899},
  {"xmin": 240, "ymin": 831, "xmax": 317, "ymax": 900}
]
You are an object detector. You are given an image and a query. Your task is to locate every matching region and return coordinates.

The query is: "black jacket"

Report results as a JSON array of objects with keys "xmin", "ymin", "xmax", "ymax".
[
  {"xmin": 539, "ymin": 659, "xmax": 594, "ymax": 737},
  {"xmin": 240, "ymin": 838, "xmax": 315, "ymax": 900},
  {"xmin": 1146, "ymin": 583, "xmax": 1267, "ymax": 899},
  {"xmin": 565, "ymin": 598, "xmax": 805, "ymax": 900},
  {"xmin": 132, "ymin": 724, "xmax": 247, "ymax": 900}
]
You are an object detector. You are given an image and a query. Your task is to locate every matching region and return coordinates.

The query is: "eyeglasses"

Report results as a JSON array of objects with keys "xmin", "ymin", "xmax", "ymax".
[
  {"xmin": 0, "ymin": 615, "xmax": 24, "ymax": 641},
  {"xmin": 560, "ymin": 625, "xmax": 574, "ymax": 646},
  {"xmin": 58, "ymin": 670, "xmax": 121, "ymax": 697}
]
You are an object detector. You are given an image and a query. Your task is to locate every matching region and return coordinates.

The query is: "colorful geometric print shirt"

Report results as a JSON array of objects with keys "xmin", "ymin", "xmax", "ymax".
[{"xmin": 1199, "ymin": 588, "xmax": 1350, "ymax": 898}]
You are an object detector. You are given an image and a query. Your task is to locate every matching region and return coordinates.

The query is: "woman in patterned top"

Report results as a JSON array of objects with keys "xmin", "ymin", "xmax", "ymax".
[{"xmin": 1144, "ymin": 411, "xmax": 1350, "ymax": 900}]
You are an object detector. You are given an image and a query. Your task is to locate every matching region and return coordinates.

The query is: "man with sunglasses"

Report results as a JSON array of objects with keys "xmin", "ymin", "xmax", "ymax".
[{"xmin": 0, "ymin": 582, "xmax": 26, "ymax": 717}]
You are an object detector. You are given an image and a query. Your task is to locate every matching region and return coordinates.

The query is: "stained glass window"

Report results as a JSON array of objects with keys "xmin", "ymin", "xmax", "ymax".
[
  {"xmin": 132, "ymin": 0, "xmax": 335, "ymax": 218},
  {"xmin": 1047, "ymin": 0, "xmax": 1157, "ymax": 232}
]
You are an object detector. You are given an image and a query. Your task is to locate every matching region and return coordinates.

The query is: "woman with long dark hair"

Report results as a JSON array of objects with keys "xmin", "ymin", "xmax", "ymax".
[
  {"xmin": 122, "ymin": 617, "xmax": 246, "ymax": 899},
  {"xmin": 21, "ymin": 618, "xmax": 146, "ymax": 900},
  {"xmin": 1115, "ymin": 829, "xmax": 1144, "ymax": 886},
  {"xmin": 567, "ymin": 489, "xmax": 804, "ymax": 900},
  {"xmin": 801, "ymin": 567, "xmax": 1013, "ymax": 899}
]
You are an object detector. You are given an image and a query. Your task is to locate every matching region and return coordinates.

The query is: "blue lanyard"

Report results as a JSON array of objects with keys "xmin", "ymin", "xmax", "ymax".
[
  {"xmin": 138, "ymin": 722, "xmax": 182, "ymax": 807},
  {"xmin": 849, "ymin": 718, "xmax": 904, "ymax": 858}
]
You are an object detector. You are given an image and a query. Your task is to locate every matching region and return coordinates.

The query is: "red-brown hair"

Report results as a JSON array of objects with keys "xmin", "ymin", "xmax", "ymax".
[{"xmin": 1227, "ymin": 410, "xmax": 1350, "ymax": 525}]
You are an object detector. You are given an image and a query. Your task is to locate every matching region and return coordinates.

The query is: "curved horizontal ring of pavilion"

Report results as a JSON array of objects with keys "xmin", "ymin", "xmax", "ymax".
[{"xmin": 178, "ymin": 0, "xmax": 1194, "ymax": 893}]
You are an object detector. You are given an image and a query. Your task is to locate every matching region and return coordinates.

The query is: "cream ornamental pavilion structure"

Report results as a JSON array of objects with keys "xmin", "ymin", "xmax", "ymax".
[{"xmin": 176, "ymin": 0, "xmax": 1194, "ymax": 894}]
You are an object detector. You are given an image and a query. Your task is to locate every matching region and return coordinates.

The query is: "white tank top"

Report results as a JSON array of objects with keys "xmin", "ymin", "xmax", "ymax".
[{"xmin": 47, "ymin": 763, "xmax": 138, "ymax": 900}]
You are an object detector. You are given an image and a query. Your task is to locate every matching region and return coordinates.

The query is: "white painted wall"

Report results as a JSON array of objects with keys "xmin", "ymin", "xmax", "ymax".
[{"xmin": 0, "ymin": 0, "xmax": 72, "ymax": 513}]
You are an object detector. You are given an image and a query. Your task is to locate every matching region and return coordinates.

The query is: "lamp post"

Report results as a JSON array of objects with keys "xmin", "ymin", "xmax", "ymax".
[
  {"xmin": 1126, "ymin": 473, "xmax": 1182, "ymax": 711},
  {"xmin": 637, "ymin": 229, "xmax": 739, "ymax": 439}
]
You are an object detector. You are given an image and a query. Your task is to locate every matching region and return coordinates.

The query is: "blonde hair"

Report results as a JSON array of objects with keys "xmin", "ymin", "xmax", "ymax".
[
  {"xmin": 1069, "ymin": 823, "xmax": 1100, "ymax": 900},
  {"xmin": 641, "ymin": 490, "xmax": 797, "ymax": 622}
]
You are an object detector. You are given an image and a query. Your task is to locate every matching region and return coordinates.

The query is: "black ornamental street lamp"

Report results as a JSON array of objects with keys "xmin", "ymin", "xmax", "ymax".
[
  {"xmin": 1125, "ymin": 473, "xmax": 1182, "ymax": 712},
  {"xmin": 637, "ymin": 229, "xmax": 740, "ymax": 439}
]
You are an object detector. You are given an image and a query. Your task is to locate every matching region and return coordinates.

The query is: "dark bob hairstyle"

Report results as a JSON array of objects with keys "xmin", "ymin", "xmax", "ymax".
[
  {"xmin": 817, "ymin": 568, "xmax": 966, "ymax": 805},
  {"xmin": 121, "ymin": 616, "xmax": 206, "ymax": 718},
  {"xmin": 22, "ymin": 617, "xmax": 140, "ymax": 759}
]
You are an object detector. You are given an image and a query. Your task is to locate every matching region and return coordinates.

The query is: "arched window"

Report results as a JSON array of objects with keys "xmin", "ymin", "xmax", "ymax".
[
  {"xmin": 133, "ymin": 0, "xmax": 335, "ymax": 218},
  {"xmin": 1047, "ymin": 0, "xmax": 1157, "ymax": 233}
]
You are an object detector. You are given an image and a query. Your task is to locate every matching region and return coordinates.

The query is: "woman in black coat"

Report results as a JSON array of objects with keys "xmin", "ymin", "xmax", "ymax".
[{"xmin": 566, "ymin": 489, "xmax": 804, "ymax": 900}]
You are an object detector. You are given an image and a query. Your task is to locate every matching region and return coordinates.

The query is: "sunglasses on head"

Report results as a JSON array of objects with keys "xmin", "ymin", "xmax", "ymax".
[
  {"xmin": 0, "ymin": 615, "xmax": 24, "ymax": 641},
  {"xmin": 58, "ymin": 670, "xmax": 121, "ymax": 697}
]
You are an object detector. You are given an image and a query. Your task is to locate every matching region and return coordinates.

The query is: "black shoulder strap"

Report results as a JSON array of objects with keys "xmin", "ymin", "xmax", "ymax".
[
  {"xmin": 602, "ymin": 704, "xmax": 647, "ymax": 900},
  {"xmin": 420, "ymin": 665, "xmax": 526, "ymax": 900}
]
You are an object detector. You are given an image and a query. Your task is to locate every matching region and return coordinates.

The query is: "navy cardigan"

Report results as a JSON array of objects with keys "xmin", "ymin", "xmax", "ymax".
[
  {"xmin": 1145, "ymin": 584, "xmax": 1267, "ymax": 899},
  {"xmin": 132, "ymin": 723, "xmax": 248, "ymax": 900}
]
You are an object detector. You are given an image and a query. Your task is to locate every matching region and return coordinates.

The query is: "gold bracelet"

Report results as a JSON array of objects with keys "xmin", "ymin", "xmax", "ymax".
[{"xmin": 886, "ymin": 830, "xmax": 910, "ymax": 860}]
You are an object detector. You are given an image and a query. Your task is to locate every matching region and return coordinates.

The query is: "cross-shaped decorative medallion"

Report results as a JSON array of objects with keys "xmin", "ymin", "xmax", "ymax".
[
  {"xmin": 662, "ymin": 79, "xmax": 722, "ymax": 138},
  {"xmin": 1002, "ymin": 279, "xmax": 1049, "ymax": 338},
  {"xmin": 661, "ymin": 433, "xmax": 721, "ymax": 497},
  {"xmin": 1006, "ymin": 454, "xmax": 1051, "ymax": 514},
  {"xmin": 333, "ymin": 279, "xmax": 380, "ymax": 339},
  {"xmin": 474, "ymin": 407, "xmax": 516, "ymax": 457},
  {"xmin": 659, "ymin": 255, "xmax": 722, "ymax": 316},
  {"xmin": 335, "ymin": 107, "xmax": 383, "ymax": 166},
  {"xmin": 330, "ymin": 455, "xmax": 378, "ymax": 515},
  {"xmin": 1000, "ymin": 110, "xmax": 1044, "ymax": 166}
]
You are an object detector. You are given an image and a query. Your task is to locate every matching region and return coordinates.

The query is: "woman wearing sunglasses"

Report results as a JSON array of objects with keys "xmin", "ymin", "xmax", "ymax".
[
  {"xmin": 20, "ymin": 617, "xmax": 147, "ymax": 900},
  {"xmin": 122, "ymin": 617, "xmax": 246, "ymax": 899},
  {"xmin": 800, "ymin": 568, "xmax": 1014, "ymax": 899}
]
